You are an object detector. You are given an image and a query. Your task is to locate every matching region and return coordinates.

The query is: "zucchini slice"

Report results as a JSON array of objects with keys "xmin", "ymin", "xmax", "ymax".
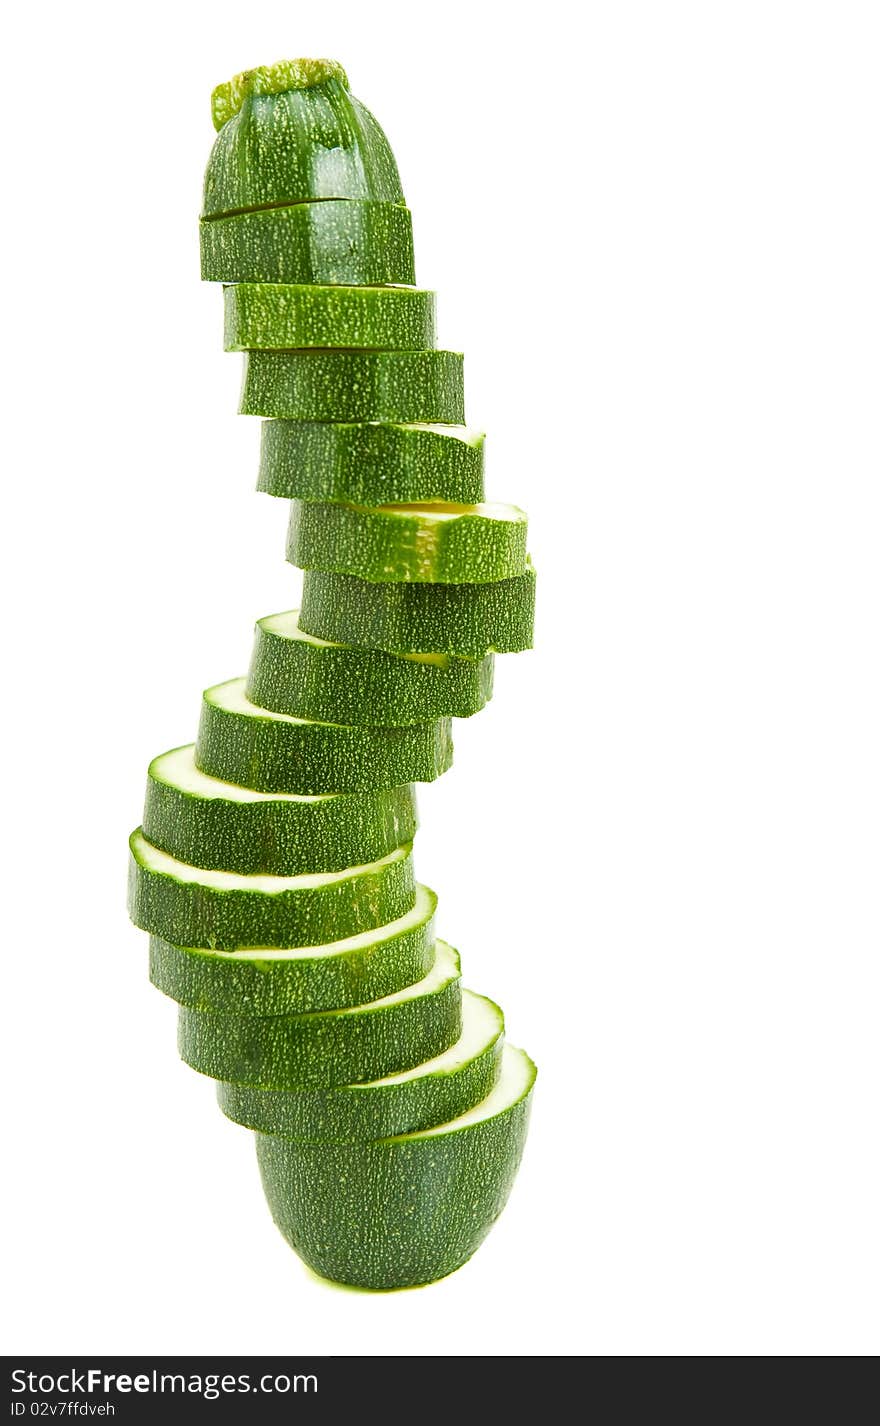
[
  {"xmin": 224, "ymin": 283, "xmax": 435, "ymax": 352},
  {"xmin": 149, "ymin": 884, "xmax": 436, "ymax": 1016},
  {"xmin": 246, "ymin": 611, "xmax": 493, "ymax": 726},
  {"xmin": 258, "ymin": 420, "xmax": 484, "ymax": 505},
  {"xmin": 287, "ymin": 499, "xmax": 528, "ymax": 585},
  {"xmin": 178, "ymin": 941, "xmax": 462, "ymax": 1089},
  {"xmin": 200, "ymin": 200, "xmax": 415, "ymax": 286},
  {"xmin": 256, "ymin": 1044, "xmax": 536, "ymax": 1288},
  {"xmin": 219, "ymin": 987, "xmax": 503, "ymax": 1141},
  {"xmin": 143, "ymin": 744, "xmax": 417, "ymax": 875},
  {"xmin": 194, "ymin": 677, "xmax": 453, "ymax": 794},
  {"xmin": 128, "ymin": 830, "xmax": 415, "ymax": 950},
  {"xmin": 240, "ymin": 350, "xmax": 464, "ymax": 423},
  {"xmin": 299, "ymin": 564, "xmax": 537, "ymax": 658}
]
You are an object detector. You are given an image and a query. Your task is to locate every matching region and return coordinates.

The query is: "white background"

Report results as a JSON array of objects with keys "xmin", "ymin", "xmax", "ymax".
[{"xmin": 2, "ymin": 0, "xmax": 878, "ymax": 1357}]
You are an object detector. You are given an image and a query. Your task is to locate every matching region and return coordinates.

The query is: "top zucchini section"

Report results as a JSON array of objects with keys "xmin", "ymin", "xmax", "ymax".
[{"xmin": 203, "ymin": 60, "xmax": 405, "ymax": 218}]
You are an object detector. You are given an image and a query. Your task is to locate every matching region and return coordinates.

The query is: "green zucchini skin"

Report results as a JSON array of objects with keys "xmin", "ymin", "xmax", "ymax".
[
  {"xmin": 287, "ymin": 499, "xmax": 528, "ymax": 585},
  {"xmin": 240, "ymin": 350, "xmax": 464, "ymax": 423},
  {"xmin": 223, "ymin": 283, "xmax": 435, "ymax": 352},
  {"xmin": 258, "ymin": 420, "xmax": 484, "ymax": 505},
  {"xmin": 177, "ymin": 943, "xmax": 462, "ymax": 1089},
  {"xmin": 200, "ymin": 200, "xmax": 416, "ymax": 286},
  {"xmin": 202, "ymin": 71, "xmax": 404, "ymax": 218},
  {"xmin": 256, "ymin": 1045, "xmax": 536, "ymax": 1289},
  {"xmin": 194, "ymin": 679, "xmax": 453, "ymax": 794},
  {"xmin": 128, "ymin": 830, "xmax": 416, "ymax": 950},
  {"xmin": 149, "ymin": 885, "xmax": 437, "ymax": 1016},
  {"xmin": 246, "ymin": 611, "xmax": 493, "ymax": 726},
  {"xmin": 218, "ymin": 989, "xmax": 503, "ymax": 1141},
  {"xmin": 299, "ymin": 564, "xmax": 537, "ymax": 658},
  {"xmin": 142, "ymin": 745, "xmax": 417, "ymax": 875}
]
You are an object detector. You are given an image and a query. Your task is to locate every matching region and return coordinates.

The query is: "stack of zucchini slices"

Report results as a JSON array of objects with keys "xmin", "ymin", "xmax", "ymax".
[{"xmin": 128, "ymin": 57, "xmax": 537, "ymax": 1290}]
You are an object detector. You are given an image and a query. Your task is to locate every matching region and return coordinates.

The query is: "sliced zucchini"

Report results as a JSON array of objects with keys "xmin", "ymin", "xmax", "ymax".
[
  {"xmin": 246, "ymin": 611, "xmax": 493, "ymax": 726},
  {"xmin": 200, "ymin": 200, "xmax": 416, "ymax": 286},
  {"xmin": 258, "ymin": 421, "xmax": 484, "ymax": 505},
  {"xmin": 223, "ymin": 283, "xmax": 435, "ymax": 352},
  {"xmin": 203, "ymin": 61, "xmax": 404, "ymax": 216},
  {"xmin": 299, "ymin": 563, "xmax": 537, "ymax": 658},
  {"xmin": 149, "ymin": 884, "xmax": 436, "ymax": 1016},
  {"xmin": 128, "ymin": 829, "xmax": 415, "ymax": 950},
  {"xmin": 287, "ymin": 499, "xmax": 528, "ymax": 584},
  {"xmin": 142, "ymin": 744, "xmax": 417, "ymax": 875},
  {"xmin": 239, "ymin": 350, "xmax": 464, "ymax": 423},
  {"xmin": 194, "ymin": 677, "xmax": 453, "ymax": 794},
  {"xmin": 219, "ymin": 987, "xmax": 503, "ymax": 1141},
  {"xmin": 178, "ymin": 941, "xmax": 462, "ymax": 1089},
  {"xmin": 256, "ymin": 1044, "xmax": 536, "ymax": 1288}
]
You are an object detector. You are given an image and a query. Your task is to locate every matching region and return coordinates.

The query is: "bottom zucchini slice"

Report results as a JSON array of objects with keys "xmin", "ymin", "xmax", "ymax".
[
  {"xmin": 256, "ymin": 1043, "xmax": 536, "ymax": 1289},
  {"xmin": 177, "ymin": 941, "xmax": 462, "ymax": 1088},
  {"xmin": 218, "ymin": 987, "xmax": 503, "ymax": 1141}
]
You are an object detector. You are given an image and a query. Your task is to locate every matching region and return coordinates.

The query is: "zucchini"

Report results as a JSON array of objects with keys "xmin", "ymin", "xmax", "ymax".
[
  {"xmin": 142, "ymin": 744, "xmax": 417, "ymax": 875},
  {"xmin": 240, "ymin": 350, "xmax": 464, "ymax": 423},
  {"xmin": 178, "ymin": 941, "xmax": 462, "ymax": 1089},
  {"xmin": 128, "ymin": 829, "xmax": 415, "ymax": 950},
  {"xmin": 149, "ymin": 883, "xmax": 436, "ymax": 1016},
  {"xmin": 200, "ymin": 200, "xmax": 415, "ymax": 286},
  {"xmin": 132, "ymin": 57, "xmax": 537, "ymax": 1289},
  {"xmin": 299, "ymin": 563, "xmax": 537, "ymax": 658},
  {"xmin": 194, "ymin": 677, "xmax": 453, "ymax": 794},
  {"xmin": 287, "ymin": 499, "xmax": 528, "ymax": 585},
  {"xmin": 258, "ymin": 420, "xmax": 484, "ymax": 505},
  {"xmin": 224, "ymin": 283, "xmax": 435, "ymax": 352},
  {"xmin": 218, "ymin": 987, "xmax": 503, "ymax": 1141},
  {"xmin": 256, "ymin": 1044, "xmax": 536, "ymax": 1289},
  {"xmin": 246, "ymin": 611, "xmax": 493, "ymax": 726},
  {"xmin": 203, "ymin": 60, "xmax": 404, "ymax": 216}
]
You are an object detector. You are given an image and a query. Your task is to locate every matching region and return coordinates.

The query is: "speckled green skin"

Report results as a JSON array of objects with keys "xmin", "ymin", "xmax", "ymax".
[
  {"xmin": 259, "ymin": 422, "xmax": 484, "ymax": 508},
  {"xmin": 128, "ymin": 832, "xmax": 416, "ymax": 950},
  {"xmin": 149, "ymin": 886, "xmax": 436, "ymax": 1015},
  {"xmin": 240, "ymin": 350, "xmax": 464, "ymax": 423},
  {"xmin": 194, "ymin": 680, "xmax": 452, "ymax": 794},
  {"xmin": 246, "ymin": 612, "xmax": 493, "ymax": 726},
  {"xmin": 224, "ymin": 283, "xmax": 435, "ymax": 352},
  {"xmin": 200, "ymin": 200, "xmax": 416, "ymax": 285},
  {"xmin": 300, "ymin": 564, "xmax": 537, "ymax": 658},
  {"xmin": 178, "ymin": 943, "xmax": 461, "ymax": 1088},
  {"xmin": 202, "ymin": 74, "xmax": 404, "ymax": 217},
  {"xmin": 143, "ymin": 747, "xmax": 417, "ymax": 875},
  {"xmin": 218, "ymin": 991, "xmax": 503, "ymax": 1141},
  {"xmin": 287, "ymin": 499, "xmax": 528, "ymax": 585},
  {"xmin": 256, "ymin": 1051, "xmax": 536, "ymax": 1288}
]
